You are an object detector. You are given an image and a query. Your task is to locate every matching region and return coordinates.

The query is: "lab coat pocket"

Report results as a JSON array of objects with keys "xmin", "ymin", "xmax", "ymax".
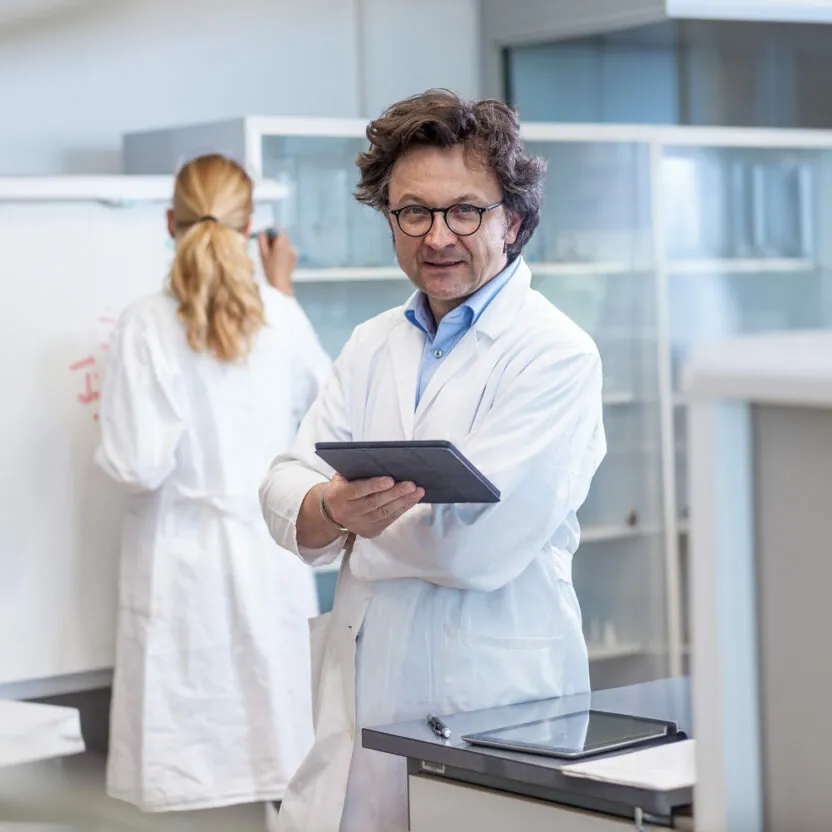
[
  {"xmin": 308, "ymin": 611, "xmax": 332, "ymax": 730},
  {"xmin": 443, "ymin": 626, "xmax": 566, "ymax": 714}
]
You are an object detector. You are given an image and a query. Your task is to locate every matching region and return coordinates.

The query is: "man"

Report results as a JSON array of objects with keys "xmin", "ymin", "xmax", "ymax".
[{"xmin": 260, "ymin": 89, "xmax": 607, "ymax": 832}]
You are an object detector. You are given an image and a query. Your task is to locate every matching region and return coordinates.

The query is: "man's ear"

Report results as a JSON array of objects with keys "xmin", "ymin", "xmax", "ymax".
[
  {"xmin": 505, "ymin": 211, "xmax": 522, "ymax": 247},
  {"xmin": 166, "ymin": 209, "xmax": 176, "ymax": 239}
]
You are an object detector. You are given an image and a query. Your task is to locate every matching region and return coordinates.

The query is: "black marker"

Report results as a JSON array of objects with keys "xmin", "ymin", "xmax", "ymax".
[
  {"xmin": 427, "ymin": 713, "xmax": 451, "ymax": 740},
  {"xmin": 249, "ymin": 228, "xmax": 280, "ymax": 243}
]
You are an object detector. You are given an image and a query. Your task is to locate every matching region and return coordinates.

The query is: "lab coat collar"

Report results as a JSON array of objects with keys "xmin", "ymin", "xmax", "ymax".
[{"xmin": 473, "ymin": 256, "xmax": 531, "ymax": 342}]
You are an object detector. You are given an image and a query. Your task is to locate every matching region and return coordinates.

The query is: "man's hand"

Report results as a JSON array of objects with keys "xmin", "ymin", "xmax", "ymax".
[{"xmin": 323, "ymin": 474, "xmax": 425, "ymax": 539}]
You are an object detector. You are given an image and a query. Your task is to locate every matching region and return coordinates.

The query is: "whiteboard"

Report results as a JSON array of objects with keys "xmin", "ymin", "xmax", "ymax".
[{"xmin": 0, "ymin": 199, "xmax": 274, "ymax": 688}]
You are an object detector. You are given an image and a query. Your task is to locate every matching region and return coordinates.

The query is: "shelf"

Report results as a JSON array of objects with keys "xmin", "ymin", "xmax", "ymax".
[
  {"xmin": 0, "ymin": 176, "xmax": 287, "ymax": 203},
  {"xmin": 647, "ymin": 642, "xmax": 691, "ymax": 657},
  {"xmin": 667, "ymin": 257, "xmax": 816, "ymax": 275},
  {"xmin": 588, "ymin": 643, "xmax": 646, "ymax": 661},
  {"xmin": 0, "ymin": 669, "xmax": 113, "ymax": 700},
  {"xmin": 595, "ymin": 328, "xmax": 657, "ymax": 342},
  {"xmin": 581, "ymin": 524, "xmax": 660, "ymax": 544},
  {"xmin": 293, "ymin": 261, "xmax": 636, "ymax": 283},
  {"xmin": 530, "ymin": 261, "xmax": 632, "ymax": 276},
  {"xmin": 294, "ymin": 258, "xmax": 816, "ymax": 282},
  {"xmin": 294, "ymin": 266, "xmax": 405, "ymax": 282},
  {"xmin": 603, "ymin": 391, "xmax": 638, "ymax": 406}
]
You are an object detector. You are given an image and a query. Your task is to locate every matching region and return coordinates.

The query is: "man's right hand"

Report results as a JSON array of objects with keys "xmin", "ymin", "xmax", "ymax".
[{"xmin": 322, "ymin": 474, "xmax": 425, "ymax": 539}]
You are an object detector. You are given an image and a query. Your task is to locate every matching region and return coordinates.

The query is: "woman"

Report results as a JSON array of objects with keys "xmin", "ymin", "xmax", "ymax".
[{"xmin": 96, "ymin": 154, "xmax": 331, "ymax": 813}]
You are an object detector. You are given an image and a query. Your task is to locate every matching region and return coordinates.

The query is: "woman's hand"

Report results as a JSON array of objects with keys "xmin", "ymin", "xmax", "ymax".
[{"xmin": 258, "ymin": 230, "xmax": 297, "ymax": 296}]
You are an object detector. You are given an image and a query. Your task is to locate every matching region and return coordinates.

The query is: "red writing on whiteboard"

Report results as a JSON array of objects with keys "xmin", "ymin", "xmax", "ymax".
[
  {"xmin": 69, "ymin": 355, "xmax": 101, "ymax": 421},
  {"xmin": 78, "ymin": 373, "xmax": 100, "ymax": 405},
  {"xmin": 70, "ymin": 308, "xmax": 119, "ymax": 423},
  {"xmin": 97, "ymin": 315, "xmax": 117, "ymax": 351},
  {"xmin": 68, "ymin": 356, "xmax": 95, "ymax": 372}
]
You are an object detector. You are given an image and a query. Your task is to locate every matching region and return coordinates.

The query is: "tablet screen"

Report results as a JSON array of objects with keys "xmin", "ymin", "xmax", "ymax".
[{"xmin": 464, "ymin": 710, "xmax": 670, "ymax": 757}]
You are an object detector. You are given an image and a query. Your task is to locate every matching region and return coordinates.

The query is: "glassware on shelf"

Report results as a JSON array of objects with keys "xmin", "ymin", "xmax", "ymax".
[
  {"xmin": 348, "ymin": 202, "xmax": 394, "ymax": 268},
  {"xmin": 729, "ymin": 159, "xmax": 754, "ymax": 259},
  {"xmin": 663, "ymin": 149, "xmax": 729, "ymax": 260},
  {"xmin": 753, "ymin": 155, "xmax": 810, "ymax": 259},
  {"xmin": 663, "ymin": 147, "xmax": 818, "ymax": 263},
  {"xmin": 294, "ymin": 157, "xmax": 350, "ymax": 269},
  {"xmin": 522, "ymin": 223, "xmax": 545, "ymax": 264},
  {"xmin": 263, "ymin": 136, "xmax": 365, "ymax": 270},
  {"xmin": 527, "ymin": 140, "xmax": 648, "ymax": 267}
]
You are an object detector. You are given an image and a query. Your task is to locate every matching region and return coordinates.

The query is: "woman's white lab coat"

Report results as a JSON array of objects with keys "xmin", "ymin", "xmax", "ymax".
[
  {"xmin": 259, "ymin": 260, "xmax": 607, "ymax": 832},
  {"xmin": 96, "ymin": 285, "xmax": 331, "ymax": 812}
]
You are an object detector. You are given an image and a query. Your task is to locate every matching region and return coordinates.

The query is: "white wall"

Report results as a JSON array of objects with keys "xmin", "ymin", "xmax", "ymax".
[
  {"xmin": 360, "ymin": 0, "xmax": 480, "ymax": 123},
  {"xmin": 0, "ymin": 0, "xmax": 480, "ymax": 174}
]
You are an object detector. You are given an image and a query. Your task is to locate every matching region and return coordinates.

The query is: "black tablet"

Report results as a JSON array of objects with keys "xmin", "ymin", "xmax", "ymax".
[
  {"xmin": 462, "ymin": 710, "xmax": 682, "ymax": 760},
  {"xmin": 314, "ymin": 440, "xmax": 500, "ymax": 504}
]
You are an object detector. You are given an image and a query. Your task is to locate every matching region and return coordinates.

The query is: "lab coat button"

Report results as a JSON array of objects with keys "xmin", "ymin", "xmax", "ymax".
[{"xmin": 433, "ymin": 349, "xmax": 443, "ymax": 359}]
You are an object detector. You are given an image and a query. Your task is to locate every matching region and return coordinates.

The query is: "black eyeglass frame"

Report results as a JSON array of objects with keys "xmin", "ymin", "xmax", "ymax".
[{"xmin": 388, "ymin": 200, "xmax": 505, "ymax": 238}]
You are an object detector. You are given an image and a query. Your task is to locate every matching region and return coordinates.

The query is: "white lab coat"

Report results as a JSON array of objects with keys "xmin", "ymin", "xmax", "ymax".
[
  {"xmin": 96, "ymin": 285, "xmax": 331, "ymax": 812},
  {"xmin": 259, "ymin": 259, "xmax": 607, "ymax": 832}
]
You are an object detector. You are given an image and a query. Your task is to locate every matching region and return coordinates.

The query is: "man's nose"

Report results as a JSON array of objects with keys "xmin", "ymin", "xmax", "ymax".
[{"xmin": 423, "ymin": 212, "xmax": 458, "ymax": 248}]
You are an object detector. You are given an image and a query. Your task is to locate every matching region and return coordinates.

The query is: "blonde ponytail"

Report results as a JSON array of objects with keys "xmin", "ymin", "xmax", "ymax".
[{"xmin": 168, "ymin": 154, "xmax": 265, "ymax": 363}]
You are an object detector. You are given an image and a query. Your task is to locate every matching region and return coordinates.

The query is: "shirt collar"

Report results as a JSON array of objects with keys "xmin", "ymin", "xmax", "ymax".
[{"xmin": 404, "ymin": 256, "xmax": 521, "ymax": 337}]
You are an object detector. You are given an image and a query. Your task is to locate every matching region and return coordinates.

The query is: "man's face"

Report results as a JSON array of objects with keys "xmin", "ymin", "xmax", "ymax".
[{"xmin": 387, "ymin": 144, "xmax": 521, "ymax": 321}]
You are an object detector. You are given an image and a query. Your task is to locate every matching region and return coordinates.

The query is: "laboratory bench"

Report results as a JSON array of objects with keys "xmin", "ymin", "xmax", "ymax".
[{"xmin": 364, "ymin": 677, "xmax": 693, "ymax": 831}]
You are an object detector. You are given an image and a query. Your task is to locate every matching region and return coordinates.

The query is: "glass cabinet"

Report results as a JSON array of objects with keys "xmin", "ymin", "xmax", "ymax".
[
  {"xmin": 124, "ymin": 117, "xmax": 832, "ymax": 689},
  {"xmin": 522, "ymin": 136, "xmax": 668, "ymax": 690},
  {"xmin": 661, "ymin": 142, "xmax": 832, "ymax": 669}
]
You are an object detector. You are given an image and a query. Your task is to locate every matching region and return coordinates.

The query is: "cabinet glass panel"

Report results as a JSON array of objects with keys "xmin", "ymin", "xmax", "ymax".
[
  {"xmin": 261, "ymin": 135, "xmax": 394, "ymax": 270},
  {"xmin": 525, "ymin": 139, "xmax": 666, "ymax": 683},
  {"xmin": 663, "ymin": 146, "xmax": 816, "ymax": 262},
  {"xmin": 261, "ymin": 134, "xmax": 411, "ymax": 360},
  {"xmin": 261, "ymin": 132, "xmax": 408, "ymax": 612},
  {"xmin": 666, "ymin": 144, "xmax": 832, "ymax": 666},
  {"xmin": 665, "ymin": 146, "xmax": 832, "ymax": 519},
  {"xmin": 294, "ymin": 279, "xmax": 411, "ymax": 359}
]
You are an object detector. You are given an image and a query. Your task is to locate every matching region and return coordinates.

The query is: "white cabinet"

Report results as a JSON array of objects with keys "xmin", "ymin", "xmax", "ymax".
[{"xmin": 409, "ymin": 775, "xmax": 637, "ymax": 832}]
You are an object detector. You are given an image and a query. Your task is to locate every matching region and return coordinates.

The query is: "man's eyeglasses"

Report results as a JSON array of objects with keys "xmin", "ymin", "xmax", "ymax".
[{"xmin": 388, "ymin": 201, "xmax": 505, "ymax": 238}]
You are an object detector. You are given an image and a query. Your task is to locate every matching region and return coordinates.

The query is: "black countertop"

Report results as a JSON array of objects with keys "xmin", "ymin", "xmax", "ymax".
[{"xmin": 363, "ymin": 677, "xmax": 692, "ymax": 821}]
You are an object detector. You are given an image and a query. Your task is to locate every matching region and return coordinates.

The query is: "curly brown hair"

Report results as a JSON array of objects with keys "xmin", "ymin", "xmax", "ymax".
[{"xmin": 355, "ymin": 89, "xmax": 545, "ymax": 262}]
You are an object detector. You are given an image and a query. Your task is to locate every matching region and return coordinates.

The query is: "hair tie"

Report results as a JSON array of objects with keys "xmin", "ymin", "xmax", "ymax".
[{"xmin": 198, "ymin": 215, "xmax": 218, "ymax": 224}]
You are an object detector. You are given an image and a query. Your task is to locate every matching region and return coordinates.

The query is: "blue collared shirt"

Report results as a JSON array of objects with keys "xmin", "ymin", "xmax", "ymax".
[{"xmin": 404, "ymin": 257, "xmax": 520, "ymax": 408}]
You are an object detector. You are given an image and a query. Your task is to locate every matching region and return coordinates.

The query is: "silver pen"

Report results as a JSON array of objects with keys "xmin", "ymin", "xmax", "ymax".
[{"xmin": 426, "ymin": 713, "xmax": 451, "ymax": 739}]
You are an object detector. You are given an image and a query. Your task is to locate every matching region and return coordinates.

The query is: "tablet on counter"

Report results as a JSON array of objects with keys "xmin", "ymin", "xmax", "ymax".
[{"xmin": 462, "ymin": 710, "xmax": 685, "ymax": 760}]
